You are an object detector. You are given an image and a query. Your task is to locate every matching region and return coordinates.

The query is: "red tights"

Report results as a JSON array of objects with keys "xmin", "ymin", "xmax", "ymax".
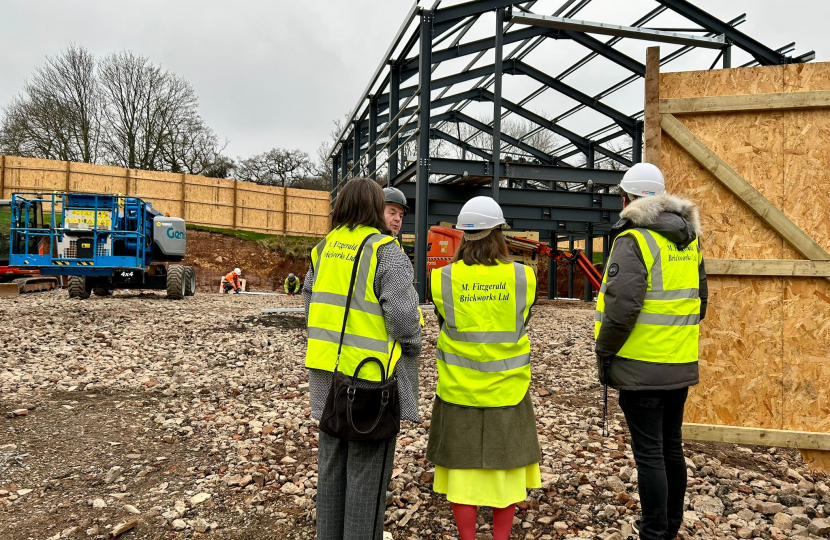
[{"xmin": 451, "ymin": 503, "xmax": 516, "ymax": 540}]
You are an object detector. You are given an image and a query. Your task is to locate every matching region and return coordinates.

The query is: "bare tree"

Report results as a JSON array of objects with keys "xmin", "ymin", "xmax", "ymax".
[
  {"xmin": 0, "ymin": 45, "xmax": 101, "ymax": 162},
  {"xmin": 98, "ymin": 51, "xmax": 198, "ymax": 170},
  {"xmin": 235, "ymin": 148, "xmax": 311, "ymax": 187}
]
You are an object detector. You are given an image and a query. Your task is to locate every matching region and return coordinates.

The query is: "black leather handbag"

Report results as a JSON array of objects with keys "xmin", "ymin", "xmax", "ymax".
[{"xmin": 319, "ymin": 235, "xmax": 400, "ymax": 441}]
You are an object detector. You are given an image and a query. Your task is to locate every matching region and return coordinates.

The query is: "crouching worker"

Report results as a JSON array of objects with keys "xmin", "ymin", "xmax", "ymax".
[
  {"xmin": 284, "ymin": 273, "xmax": 301, "ymax": 295},
  {"xmin": 427, "ymin": 196, "xmax": 541, "ymax": 540},
  {"xmin": 223, "ymin": 268, "xmax": 242, "ymax": 294},
  {"xmin": 595, "ymin": 163, "xmax": 708, "ymax": 540}
]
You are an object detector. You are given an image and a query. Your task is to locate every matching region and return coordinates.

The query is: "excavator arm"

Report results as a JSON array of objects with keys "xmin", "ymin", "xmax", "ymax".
[{"xmin": 505, "ymin": 236, "xmax": 603, "ymax": 291}]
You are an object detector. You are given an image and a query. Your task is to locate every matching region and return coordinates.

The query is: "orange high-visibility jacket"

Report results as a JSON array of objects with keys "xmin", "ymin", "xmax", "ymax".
[{"xmin": 224, "ymin": 272, "xmax": 240, "ymax": 290}]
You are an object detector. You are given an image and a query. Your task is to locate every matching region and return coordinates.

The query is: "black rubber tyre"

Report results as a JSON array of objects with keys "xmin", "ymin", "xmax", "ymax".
[
  {"xmin": 166, "ymin": 264, "xmax": 186, "ymax": 300},
  {"xmin": 92, "ymin": 288, "xmax": 113, "ymax": 297},
  {"xmin": 184, "ymin": 266, "xmax": 196, "ymax": 296},
  {"xmin": 67, "ymin": 276, "xmax": 91, "ymax": 299}
]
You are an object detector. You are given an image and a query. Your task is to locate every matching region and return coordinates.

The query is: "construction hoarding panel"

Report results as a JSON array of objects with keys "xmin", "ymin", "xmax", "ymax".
[{"xmin": 660, "ymin": 62, "xmax": 830, "ymax": 461}]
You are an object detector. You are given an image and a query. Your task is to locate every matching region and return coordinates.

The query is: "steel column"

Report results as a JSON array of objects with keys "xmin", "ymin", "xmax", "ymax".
[
  {"xmin": 548, "ymin": 235, "xmax": 557, "ymax": 300},
  {"xmin": 368, "ymin": 96, "xmax": 378, "ymax": 180},
  {"xmin": 585, "ymin": 144, "xmax": 595, "ymax": 302},
  {"xmin": 389, "ymin": 63, "xmax": 400, "ymax": 182},
  {"xmin": 340, "ymin": 144, "xmax": 348, "ymax": 185},
  {"xmin": 492, "ymin": 7, "xmax": 504, "ymax": 200},
  {"xmin": 568, "ymin": 237, "xmax": 575, "ymax": 298},
  {"xmin": 723, "ymin": 44, "xmax": 732, "ymax": 69},
  {"xmin": 332, "ymin": 151, "xmax": 340, "ymax": 195},
  {"xmin": 415, "ymin": 9, "xmax": 433, "ymax": 302},
  {"xmin": 351, "ymin": 124, "xmax": 360, "ymax": 177},
  {"xmin": 633, "ymin": 120, "xmax": 644, "ymax": 163}
]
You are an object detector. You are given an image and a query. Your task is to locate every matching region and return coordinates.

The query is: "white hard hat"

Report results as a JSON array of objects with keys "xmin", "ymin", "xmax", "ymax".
[
  {"xmin": 455, "ymin": 196, "xmax": 507, "ymax": 232},
  {"xmin": 234, "ymin": 268, "xmax": 242, "ymax": 275},
  {"xmin": 620, "ymin": 163, "xmax": 666, "ymax": 197}
]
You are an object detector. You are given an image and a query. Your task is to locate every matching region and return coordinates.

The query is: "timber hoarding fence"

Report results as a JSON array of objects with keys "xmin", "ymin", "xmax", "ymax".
[
  {"xmin": 645, "ymin": 49, "xmax": 830, "ymax": 471},
  {"xmin": 0, "ymin": 155, "xmax": 331, "ymax": 237}
]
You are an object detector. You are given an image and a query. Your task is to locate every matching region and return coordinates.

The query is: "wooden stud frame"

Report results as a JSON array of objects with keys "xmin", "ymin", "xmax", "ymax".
[
  {"xmin": 684, "ymin": 423, "xmax": 830, "ymax": 451},
  {"xmin": 660, "ymin": 90, "xmax": 830, "ymax": 115}
]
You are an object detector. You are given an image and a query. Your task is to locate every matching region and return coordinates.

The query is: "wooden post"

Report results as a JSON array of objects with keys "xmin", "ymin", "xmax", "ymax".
[
  {"xmin": 65, "ymin": 160, "xmax": 72, "ymax": 192},
  {"xmin": 232, "ymin": 180, "xmax": 239, "ymax": 229},
  {"xmin": 125, "ymin": 169, "xmax": 131, "ymax": 197},
  {"xmin": 281, "ymin": 184, "xmax": 288, "ymax": 236},
  {"xmin": 0, "ymin": 155, "xmax": 5, "ymax": 198},
  {"xmin": 180, "ymin": 173, "xmax": 186, "ymax": 218},
  {"xmin": 644, "ymin": 46, "xmax": 661, "ymax": 167}
]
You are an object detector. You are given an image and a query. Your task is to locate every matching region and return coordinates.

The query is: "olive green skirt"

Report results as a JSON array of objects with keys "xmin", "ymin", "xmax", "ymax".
[{"xmin": 426, "ymin": 391, "xmax": 541, "ymax": 470}]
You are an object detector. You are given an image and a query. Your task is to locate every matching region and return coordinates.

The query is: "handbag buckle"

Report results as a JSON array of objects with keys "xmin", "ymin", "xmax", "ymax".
[
  {"xmin": 347, "ymin": 386, "xmax": 357, "ymax": 402},
  {"xmin": 381, "ymin": 389, "xmax": 390, "ymax": 405}
]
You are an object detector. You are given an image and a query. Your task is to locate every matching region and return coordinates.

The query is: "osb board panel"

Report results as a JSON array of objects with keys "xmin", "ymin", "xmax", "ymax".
[
  {"xmin": 186, "ymin": 184, "xmax": 234, "ymax": 206},
  {"xmin": 780, "ymin": 63, "xmax": 830, "ymax": 435},
  {"xmin": 783, "ymin": 278, "xmax": 830, "ymax": 432},
  {"xmin": 187, "ymin": 201, "xmax": 233, "ymax": 227},
  {"xmin": 3, "ymin": 156, "xmax": 65, "ymax": 192},
  {"xmin": 132, "ymin": 178, "xmax": 181, "ymax": 203},
  {"xmin": 662, "ymin": 62, "xmax": 830, "ymax": 442},
  {"xmin": 238, "ymin": 188, "xmax": 284, "ymax": 212},
  {"xmin": 239, "ymin": 208, "xmax": 283, "ymax": 232},
  {"xmin": 684, "ymin": 277, "xmax": 783, "ymax": 429}
]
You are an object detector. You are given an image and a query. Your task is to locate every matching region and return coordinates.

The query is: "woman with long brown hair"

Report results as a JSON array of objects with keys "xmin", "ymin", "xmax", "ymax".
[
  {"xmin": 302, "ymin": 177, "xmax": 421, "ymax": 540},
  {"xmin": 427, "ymin": 196, "xmax": 541, "ymax": 540}
]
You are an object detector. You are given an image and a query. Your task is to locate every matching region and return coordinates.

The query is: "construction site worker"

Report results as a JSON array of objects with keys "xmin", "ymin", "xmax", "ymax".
[
  {"xmin": 382, "ymin": 186, "xmax": 407, "ymax": 238},
  {"xmin": 383, "ymin": 186, "xmax": 424, "ymax": 327},
  {"xmin": 427, "ymin": 196, "xmax": 541, "ymax": 540},
  {"xmin": 595, "ymin": 163, "xmax": 708, "ymax": 540},
  {"xmin": 303, "ymin": 177, "xmax": 421, "ymax": 540},
  {"xmin": 284, "ymin": 273, "xmax": 301, "ymax": 295},
  {"xmin": 223, "ymin": 268, "xmax": 242, "ymax": 294}
]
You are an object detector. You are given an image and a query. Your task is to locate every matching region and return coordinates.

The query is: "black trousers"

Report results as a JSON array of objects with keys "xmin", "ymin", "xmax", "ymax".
[{"xmin": 619, "ymin": 387, "xmax": 689, "ymax": 540}]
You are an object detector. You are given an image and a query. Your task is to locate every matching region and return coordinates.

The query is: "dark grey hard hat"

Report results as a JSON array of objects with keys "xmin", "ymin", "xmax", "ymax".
[{"xmin": 383, "ymin": 187, "xmax": 409, "ymax": 214}]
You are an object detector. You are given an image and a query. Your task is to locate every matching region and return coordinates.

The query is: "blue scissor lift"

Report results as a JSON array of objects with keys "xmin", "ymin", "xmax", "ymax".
[{"xmin": 9, "ymin": 192, "xmax": 196, "ymax": 299}]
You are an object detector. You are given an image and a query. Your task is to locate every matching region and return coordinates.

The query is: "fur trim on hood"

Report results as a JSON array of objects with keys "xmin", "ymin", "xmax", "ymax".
[{"xmin": 619, "ymin": 193, "xmax": 702, "ymax": 237}]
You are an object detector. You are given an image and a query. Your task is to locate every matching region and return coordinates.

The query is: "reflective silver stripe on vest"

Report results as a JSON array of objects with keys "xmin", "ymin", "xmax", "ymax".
[
  {"xmin": 636, "ymin": 313, "xmax": 700, "ymax": 326},
  {"xmin": 310, "ymin": 291, "xmax": 384, "ymax": 316},
  {"xmin": 644, "ymin": 288, "xmax": 699, "ymax": 301},
  {"xmin": 437, "ymin": 349, "xmax": 531, "ymax": 373},
  {"xmin": 634, "ymin": 228, "xmax": 663, "ymax": 292},
  {"xmin": 440, "ymin": 262, "xmax": 528, "ymax": 343},
  {"xmin": 595, "ymin": 311, "xmax": 603, "ymax": 323},
  {"xmin": 307, "ymin": 327, "xmax": 389, "ymax": 354}
]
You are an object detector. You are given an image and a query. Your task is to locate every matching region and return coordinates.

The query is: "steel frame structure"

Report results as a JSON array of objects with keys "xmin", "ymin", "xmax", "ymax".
[{"xmin": 327, "ymin": 0, "xmax": 811, "ymax": 301}]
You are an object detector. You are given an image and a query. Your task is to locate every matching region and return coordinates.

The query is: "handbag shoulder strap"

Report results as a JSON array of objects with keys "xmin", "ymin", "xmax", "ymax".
[{"xmin": 334, "ymin": 233, "xmax": 376, "ymax": 370}]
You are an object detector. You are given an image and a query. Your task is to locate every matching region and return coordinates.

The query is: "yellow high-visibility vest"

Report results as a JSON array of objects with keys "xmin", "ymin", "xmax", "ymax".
[
  {"xmin": 595, "ymin": 228, "xmax": 701, "ymax": 364},
  {"xmin": 284, "ymin": 277, "xmax": 301, "ymax": 293},
  {"xmin": 305, "ymin": 225, "xmax": 400, "ymax": 381},
  {"xmin": 431, "ymin": 260, "xmax": 536, "ymax": 408}
]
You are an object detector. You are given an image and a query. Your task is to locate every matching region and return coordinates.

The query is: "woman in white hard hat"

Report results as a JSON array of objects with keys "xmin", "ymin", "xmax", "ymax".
[{"xmin": 427, "ymin": 196, "xmax": 541, "ymax": 540}]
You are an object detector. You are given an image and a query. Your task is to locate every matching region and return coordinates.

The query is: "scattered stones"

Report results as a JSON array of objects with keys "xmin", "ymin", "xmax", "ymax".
[
  {"xmin": 190, "ymin": 492, "xmax": 211, "ymax": 505},
  {"xmin": 91, "ymin": 498, "xmax": 107, "ymax": 509}
]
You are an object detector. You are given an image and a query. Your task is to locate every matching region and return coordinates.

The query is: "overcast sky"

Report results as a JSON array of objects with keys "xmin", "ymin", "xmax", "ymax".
[{"xmin": 1, "ymin": 0, "xmax": 826, "ymax": 163}]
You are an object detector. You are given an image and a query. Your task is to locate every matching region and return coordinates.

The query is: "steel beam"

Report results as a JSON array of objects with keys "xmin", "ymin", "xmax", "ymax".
[
  {"xmin": 422, "ymin": 158, "xmax": 623, "ymax": 185},
  {"xmin": 389, "ymin": 63, "xmax": 400, "ymax": 180},
  {"xmin": 351, "ymin": 124, "xmax": 360, "ymax": 177},
  {"xmin": 510, "ymin": 12, "xmax": 727, "ymax": 49},
  {"xmin": 654, "ymin": 0, "xmax": 792, "ymax": 65},
  {"xmin": 452, "ymin": 112, "xmax": 553, "ymax": 164},
  {"xmin": 399, "ymin": 26, "xmax": 556, "ymax": 82},
  {"xmin": 368, "ymin": 96, "xmax": 378, "ymax": 179},
  {"xmin": 493, "ymin": 7, "xmax": 505, "ymax": 201},
  {"xmin": 563, "ymin": 31, "xmax": 645, "ymax": 76},
  {"xmin": 430, "ymin": 129, "xmax": 493, "ymax": 161},
  {"xmin": 415, "ymin": 10, "xmax": 433, "ymax": 301},
  {"xmin": 514, "ymin": 61, "xmax": 637, "ymax": 132},
  {"xmin": 433, "ymin": 0, "xmax": 524, "ymax": 36}
]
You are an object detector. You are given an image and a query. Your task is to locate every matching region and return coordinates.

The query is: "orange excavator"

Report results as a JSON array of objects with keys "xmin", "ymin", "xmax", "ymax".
[{"xmin": 426, "ymin": 225, "xmax": 602, "ymax": 291}]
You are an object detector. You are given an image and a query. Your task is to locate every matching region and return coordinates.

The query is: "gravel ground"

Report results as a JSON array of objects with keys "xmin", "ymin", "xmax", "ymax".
[{"xmin": 1, "ymin": 290, "xmax": 828, "ymax": 540}]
